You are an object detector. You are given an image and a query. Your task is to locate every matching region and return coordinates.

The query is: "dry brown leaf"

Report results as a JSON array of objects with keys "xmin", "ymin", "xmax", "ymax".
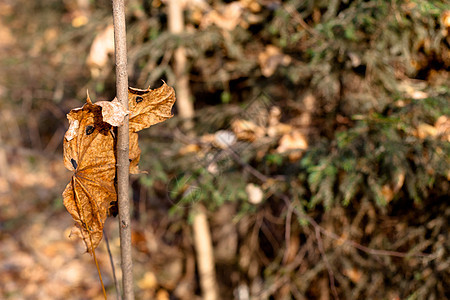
[
  {"xmin": 267, "ymin": 123, "xmax": 292, "ymax": 137},
  {"xmin": 231, "ymin": 119, "xmax": 265, "ymax": 141},
  {"xmin": 156, "ymin": 289, "xmax": 170, "ymax": 300},
  {"xmin": 0, "ymin": 19, "xmax": 15, "ymax": 49},
  {"xmin": 126, "ymin": 83, "xmax": 176, "ymax": 173},
  {"xmin": 178, "ymin": 143, "xmax": 200, "ymax": 155},
  {"xmin": 393, "ymin": 171, "xmax": 405, "ymax": 194},
  {"xmin": 415, "ymin": 122, "xmax": 437, "ymax": 139},
  {"xmin": 95, "ymin": 97, "xmax": 129, "ymax": 127},
  {"xmin": 128, "ymin": 83, "xmax": 176, "ymax": 133},
  {"xmin": 240, "ymin": 0, "xmax": 261, "ymax": 13},
  {"xmin": 62, "ymin": 95, "xmax": 117, "ymax": 252},
  {"xmin": 435, "ymin": 115, "xmax": 450, "ymax": 141},
  {"xmin": 258, "ymin": 45, "xmax": 292, "ymax": 77},
  {"xmin": 381, "ymin": 185, "xmax": 395, "ymax": 203},
  {"xmin": 137, "ymin": 271, "xmax": 158, "ymax": 290},
  {"xmin": 343, "ymin": 267, "xmax": 363, "ymax": 283},
  {"xmin": 442, "ymin": 10, "xmax": 450, "ymax": 29},
  {"xmin": 200, "ymin": 3, "xmax": 243, "ymax": 31},
  {"xmin": 265, "ymin": 106, "xmax": 294, "ymax": 137},
  {"xmin": 276, "ymin": 130, "xmax": 308, "ymax": 161},
  {"xmin": 62, "ymin": 84, "xmax": 175, "ymax": 251},
  {"xmin": 87, "ymin": 25, "xmax": 115, "ymax": 75},
  {"xmin": 129, "ymin": 131, "xmax": 143, "ymax": 174}
]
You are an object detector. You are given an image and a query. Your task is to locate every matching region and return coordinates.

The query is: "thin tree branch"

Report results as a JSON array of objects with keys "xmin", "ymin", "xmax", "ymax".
[
  {"xmin": 111, "ymin": 0, "xmax": 134, "ymax": 299},
  {"xmin": 192, "ymin": 204, "xmax": 220, "ymax": 300},
  {"xmin": 315, "ymin": 227, "xmax": 339, "ymax": 300},
  {"xmin": 282, "ymin": 203, "xmax": 293, "ymax": 265},
  {"xmin": 104, "ymin": 229, "xmax": 121, "ymax": 300},
  {"xmin": 168, "ymin": 0, "xmax": 194, "ymax": 132}
]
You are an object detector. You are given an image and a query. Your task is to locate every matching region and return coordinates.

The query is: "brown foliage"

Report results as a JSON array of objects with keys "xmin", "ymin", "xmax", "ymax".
[
  {"xmin": 62, "ymin": 95, "xmax": 118, "ymax": 252},
  {"xmin": 128, "ymin": 83, "xmax": 176, "ymax": 174},
  {"xmin": 128, "ymin": 83, "xmax": 176, "ymax": 133},
  {"xmin": 62, "ymin": 84, "xmax": 175, "ymax": 252}
]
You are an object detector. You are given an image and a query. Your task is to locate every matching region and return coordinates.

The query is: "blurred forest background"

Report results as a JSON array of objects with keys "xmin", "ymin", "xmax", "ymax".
[{"xmin": 0, "ymin": 0, "xmax": 449, "ymax": 299}]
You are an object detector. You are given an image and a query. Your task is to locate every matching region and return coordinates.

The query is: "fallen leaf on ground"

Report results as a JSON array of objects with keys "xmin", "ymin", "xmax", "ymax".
[
  {"xmin": 87, "ymin": 25, "xmax": 115, "ymax": 72},
  {"xmin": 276, "ymin": 130, "xmax": 308, "ymax": 161},
  {"xmin": 343, "ymin": 267, "xmax": 362, "ymax": 283},
  {"xmin": 231, "ymin": 119, "xmax": 265, "ymax": 141},
  {"xmin": 138, "ymin": 271, "xmax": 158, "ymax": 290},
  {"xmin": 258, "ymin": 45, "xmax": 292, "ymax": 77},
  {"xmin": 435, "ymin": 115, "xmax": 450, "ymax": 141},
  {"xmin": 200, "ymin": 2, "xmax": 243, "ymax": 31}
]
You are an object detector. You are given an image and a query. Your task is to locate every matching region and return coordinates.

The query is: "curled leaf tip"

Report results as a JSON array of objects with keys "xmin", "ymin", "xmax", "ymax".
[
  {"xmin": 128, "ymin": 82, "xmax": 176, "ymax": 132},
  {"xmin": 86, "ymin": 90, "xmax": 92, "ymax": 104}
]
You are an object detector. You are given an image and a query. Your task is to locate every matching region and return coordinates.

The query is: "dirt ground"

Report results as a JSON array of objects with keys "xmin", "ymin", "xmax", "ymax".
[{"xmin": 0, "ymin": 147, "xmax": 127, "ymax": 299}]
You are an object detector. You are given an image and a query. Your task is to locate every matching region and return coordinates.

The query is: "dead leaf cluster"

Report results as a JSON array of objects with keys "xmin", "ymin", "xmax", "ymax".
[
  {"xmin": 413, "ymin": 115, "xmax": 450, "ymax": 141},
  {"xmin": 62, "ymin": 83, "xmax": 175, "ymax": 252}
]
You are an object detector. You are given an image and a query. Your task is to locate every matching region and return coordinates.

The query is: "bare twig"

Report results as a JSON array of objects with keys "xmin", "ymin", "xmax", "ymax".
[
  {"xmin": 0, "ymin": 135, "xmax": 10, "ymax": 180},
  {"xmin": 192, "ymin": 204, "xmax": 220, "ymax": 300},
  {"xmin": 167, "ymin": 0, "xmax": 194, "ymax": 131},
  {"xmin": 257, "ymin": 275, "xmax": 290, "ymax": 299},
  {"xmin": 104, "ymin": 229, "xmax": 121, "ymax": 300},
  {"xmin": 111, "ymin": 0, "xmax": 134, "ymax": 299},
  {"xmin": 315, "ymin": 227, "xmax": 339, "ymax": 300},
  {"xmin": 282, "ymin": 203, "xmax": 293, "ymax": 265},
  {"xmin": 283, "ymin": 4, "xmax": 318, "ymax": 36}
]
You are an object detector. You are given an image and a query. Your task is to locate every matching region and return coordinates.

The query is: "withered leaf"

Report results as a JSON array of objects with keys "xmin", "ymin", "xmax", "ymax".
[
  {"xmin": 62, "ymin": 83, "xmax": 176, "ymax": 251},
  {"xmin": 127, "ymin": 83, "xmax": 176, "ymax": 173},
  {"xmin": 95, "ymin": 97, "xmax": 129, "ymax": 127},
  {"xmin": 129, "ymin": 131, "xmax": 142, "ymax": 174},
  {"xmin": 128, "ymin": 82, "xmax": 176, "ymax": 132},
  {"xmin": 63, "ymin": 95, "xmax": 117, "ymax": 252}
]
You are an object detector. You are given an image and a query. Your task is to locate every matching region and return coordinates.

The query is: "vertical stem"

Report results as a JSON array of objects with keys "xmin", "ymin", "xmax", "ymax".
[
  {"xmin": 111, "ymin": 0, "xmax": 134, "ymax": 299},
  {"xmin": 104, "ymin": 229, "xmax": 122, "ymax": 300},
  {"xmin": 167, "ymin": 0, "xmax": 194, "ymax": 131},
  {"xmin": 192, "ymin": 204, "xmax": 220, "ymax": 300}
]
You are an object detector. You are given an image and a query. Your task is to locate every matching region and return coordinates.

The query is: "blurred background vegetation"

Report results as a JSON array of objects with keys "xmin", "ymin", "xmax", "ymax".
[{"xmin": 0, "ymin": 0, "xmax": 449, "ymax": 299}]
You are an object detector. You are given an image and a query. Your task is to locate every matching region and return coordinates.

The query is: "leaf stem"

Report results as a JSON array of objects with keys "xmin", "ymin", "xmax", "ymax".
[
  {"xmin": 73, "ymin": 178, "xmax": 107, "ymax": 299},
  {"xmin": 104, "ymin": 229, "xmax": 121, "ymax": 300},
  {"xmin": 90, "ymin": 233, "xmax": 107, "ymax": 300}
]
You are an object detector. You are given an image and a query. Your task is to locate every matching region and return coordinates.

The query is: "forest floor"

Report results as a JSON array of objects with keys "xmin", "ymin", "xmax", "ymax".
[
  {"xmin": 0, "ymin": 148, "xmax": 120, "ymax": 299},
  {"xmin": 1, "ymin": 1, "xmax": 449, "ymax": 299}
]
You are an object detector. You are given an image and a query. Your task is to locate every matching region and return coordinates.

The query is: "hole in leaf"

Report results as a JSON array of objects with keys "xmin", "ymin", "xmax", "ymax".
[
  {"xmin": 85, "ymin": 125, "xmax": 95, "ymax": 135},
  {"xmin": 109, "ymin": 201, "xmax": 118, "ymax": 217},
  {"xmin": 136, "ymin": 96, "xmax": 143, "ymax": 103},
  {"xmin": 71, "ymin": 158, "xmax": 78, "ymax": 169}
]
